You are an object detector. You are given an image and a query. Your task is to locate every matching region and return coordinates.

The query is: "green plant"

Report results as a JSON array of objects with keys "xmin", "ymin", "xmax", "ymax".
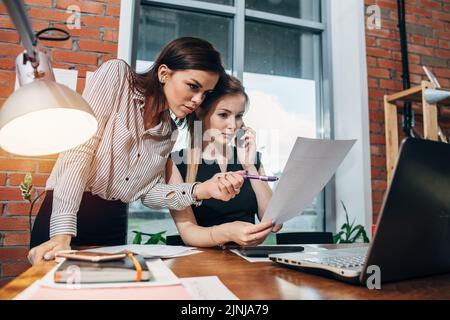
[
  {"xmin": 19, "ymin": 173, "xmax": 46, "ymax": 236},
  {"xmin": 132, "ymin": 230, "xmax": 167, "ymax": 245},
  {"xmin": 333, "ymin": 201, "xmax": 370, "ymax": 244}
]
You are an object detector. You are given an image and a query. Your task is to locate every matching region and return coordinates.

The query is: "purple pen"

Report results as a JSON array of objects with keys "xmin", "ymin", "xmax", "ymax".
[{"xmin": 243, "ymin": 174, "xmax": 279, "ymax": 182}]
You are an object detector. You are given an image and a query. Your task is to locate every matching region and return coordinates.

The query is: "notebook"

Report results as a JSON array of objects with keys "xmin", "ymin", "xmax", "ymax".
[
  {"xmin": 270, "ymin": 138, "xmax": 450, "ymax": 284},
  {"xmin": 54, "ymin": 254, "xmax": 151, "ymax": 283}
]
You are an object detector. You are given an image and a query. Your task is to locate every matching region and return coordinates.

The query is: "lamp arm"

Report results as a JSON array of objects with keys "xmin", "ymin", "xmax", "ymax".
[{"xmin": 3, "ymin": 0, "xmax": 39, "ymax": 69}]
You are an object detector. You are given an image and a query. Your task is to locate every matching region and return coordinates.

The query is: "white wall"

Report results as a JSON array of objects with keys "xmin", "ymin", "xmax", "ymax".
[{"xmin": 330, "ymin": 0, "xmax": 373, "ymax": 234}]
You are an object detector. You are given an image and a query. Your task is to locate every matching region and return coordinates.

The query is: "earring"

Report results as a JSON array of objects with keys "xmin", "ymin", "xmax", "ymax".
[{"xmin": 160, "ymin": 76, "xmax": 167, "ymax": 84}]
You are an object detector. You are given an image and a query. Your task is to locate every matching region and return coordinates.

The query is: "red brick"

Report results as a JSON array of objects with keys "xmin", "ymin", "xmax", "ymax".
[
  {"xmin": 0, "ymin": 247, "xmax": 29, "ymax": 262},
  {"xmin": 78, "ymin": 40, "xmax": 118, "ymax": 54},
  {"xmin": 0, "ymin": 16, "xmax": 14, "ymax": 29},
  {"xmin": 7, "ymin": 202, "xmax": 42, "ymax": 216},
  {"xmin": 39, "ymin": 38, "xmax": 73, "ymax": 50},
  {"xmin": 37, "ymin": 161, "xmax": 55, "ymax": 174},
  {"xmin": 52, "ymin": 50, "xmax": 98, "ymax": 65},
  {"xmin": 0, "ymin": 57, "xmax": 15, "ymax": 70},
  {"xmin": 0, "ymin": 173, "xmax": 6, "ymax": 186},
  {"xmin": 76, "ymin": 77, "xmax": 86, "ymax": 94},
  {"xmin": 372, "ymin": 180, "xmax": 387, "ymax": 191},
  {"xmin": 8, "ymin": 173, "xmax": 49, "ymax": 187},
  {"xmin": 24, "ymin": 0, "xmax": 53, "ymax": 6},
  {"xmin": 62, "ymin": 27, "xmax": 100, "ymax": 40},
  {"xmin": 56, "ymin": 0, "xmax": 104, "ymax": 15},
  {"xmin": 74, "ymin": 64, "xmax": 98, "ymax": 77},
  {"xmin": 0, "ymin": 85, "xmax": 14, "ymax": 98},
  {"xmin": 103, "ymin": 30, "xmax": 119, "ymax": 42},
  {"xmin": 368, "ymin": 68, "xmax": 391, "ymax": 79},
  {"xmin": 80, "ymin": 16, "xmax": 120, "ymax": 29},
  {"xmin": 28, "ymin": 8, "xmax": 69, "ymax": 23},
  {"xmin": 366, "ymin": 47, "xmax": 392, "ymax": 59},
  {"xmin": 0, "ymin": 217, "xmax": 30, "ymax": 231},
  {"xmin": 2, "ymin": 262, "xmax": 31, "ymax": 277},
  {"xmin": 0, "ymin": 188, "xmax": 28, "ymax": 201},
  {"xmin": 0, "ymin": 159, "xmax": 37, "ymax": 172},
  {"xmin": 0, "ymin": 30, "xmax": 20, "ymax": 43},
  {"xmin": 4, "ymin": 233, "xmax": 31, "ymax": 246},
  {"xmin": 0, "ymin": 70, "xmax": 16, "ymax": 84},
  {"xmin": 106, "ymin": 4, "xmax": 120, "ymax": 16}
]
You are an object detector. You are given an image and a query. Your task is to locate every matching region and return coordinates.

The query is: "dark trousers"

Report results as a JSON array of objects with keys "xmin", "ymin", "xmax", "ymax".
[{"xmin": 30, "ymin": 191, "xmax": 128, "ymax": 248}]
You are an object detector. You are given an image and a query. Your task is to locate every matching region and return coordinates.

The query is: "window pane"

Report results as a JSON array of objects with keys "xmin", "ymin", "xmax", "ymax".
[
  {"xmin": 137, "ymin": 5, "xmax": 233, "ymax": 70},
  {"xmin": 246, "ymin": 0, "xmax": 320, "ymax": 21},
  {"xmin": 245, "ymin": 21, "xmax": 315, "ymax": 79},
  {"xmin": 244, "ymin": 21, "xmax": 324, "ymax": 233},
  {"xmin": 195, "ymin": 0, "xmax": 234, "ymax": 5}
]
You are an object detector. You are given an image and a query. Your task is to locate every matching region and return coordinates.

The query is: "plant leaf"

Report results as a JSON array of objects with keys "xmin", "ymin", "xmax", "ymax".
[{"xmin": 132, "ymin": 232, "xmax": 142, "ymax": 244}]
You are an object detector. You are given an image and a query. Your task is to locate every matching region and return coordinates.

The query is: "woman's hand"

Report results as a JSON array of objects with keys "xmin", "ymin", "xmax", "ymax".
[
  {"xmin": 224, "ymin": 220, "xmax": 274, "ymax": 246},
  {"xmin": 194, "ymin": 171, "xmax": 245, "ymax": 202},
  {"xmin": 271, "ymin": 223, "xmax": 283, "ymax": 233},
  {"xmin": 236, "ymin": 126, "xmax": 257, "ymax": 169},
  {"xmin": 27, "ymin": 234, "xmax": 71, "ymax": 265}
]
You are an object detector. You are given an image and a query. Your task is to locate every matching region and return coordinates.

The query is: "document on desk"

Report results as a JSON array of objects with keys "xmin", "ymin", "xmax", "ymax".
[
  {"xmin": 83, "ymin": 244, "xmax": 201, "ymax": 258},
  {"xmin": 262, "ymin": 137, "xmax": 356, "ymax": 224},
  {"xmin": 181, "ymin": 276, "xmax": 238, "ymax": 300}
]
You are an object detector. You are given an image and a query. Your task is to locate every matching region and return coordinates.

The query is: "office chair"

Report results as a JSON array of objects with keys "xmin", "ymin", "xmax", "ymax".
[
  {"xmin": 166, "ymin": 234, "xmax": 185, "ymax": 246},
  {"xmin": 276, "ymin": 232, "xmax": 333, "ymax": 245}
]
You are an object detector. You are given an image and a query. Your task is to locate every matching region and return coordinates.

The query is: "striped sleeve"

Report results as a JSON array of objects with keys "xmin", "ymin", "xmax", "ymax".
[
  {"xmin": 141, "ymin": 180, "xmax": 199, "ymax": 210},
  {"xmin": 49, "ymin": 60, "xmax": 125, "ymax": 238}
]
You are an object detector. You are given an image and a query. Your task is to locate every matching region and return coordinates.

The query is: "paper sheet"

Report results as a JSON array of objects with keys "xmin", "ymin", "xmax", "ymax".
[
  {"xmin": 262, "ymin": 137, "xmax": 356, "ymax": 224},
  {"xmin": 181, "ymin": 276, "xmax": 238, "ymax": 300},
  {"xmin": 83, "ymin": 244, "xmax": 199, "ymax": 258}
]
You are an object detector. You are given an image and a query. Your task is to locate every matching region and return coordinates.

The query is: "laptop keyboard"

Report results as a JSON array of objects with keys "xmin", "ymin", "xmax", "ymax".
[{"xmin": 303, "ymin": 254, "xmax": 367, "ymax": 269}]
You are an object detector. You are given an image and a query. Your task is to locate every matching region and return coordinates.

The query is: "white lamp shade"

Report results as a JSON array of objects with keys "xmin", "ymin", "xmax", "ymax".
[{"xmin": 0, "ymin": 79, "xmax": 98, "ymax": 156}]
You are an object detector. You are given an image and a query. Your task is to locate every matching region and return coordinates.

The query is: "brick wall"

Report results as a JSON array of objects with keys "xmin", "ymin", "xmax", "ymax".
[
  {"xmin": 0, "ymin": 0, "xmax": 449, "ymax": 287},
  {"xmin": 365, "ymin": 0, "xmax": 450, "ymax": 223},
  {"xmin": 0, "ymin": 0, "xmax": 120, "ymax": 287}
]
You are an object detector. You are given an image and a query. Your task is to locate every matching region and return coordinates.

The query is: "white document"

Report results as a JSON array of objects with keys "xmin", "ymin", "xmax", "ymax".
[
  {"xmin": 181, "ymin": 276, "xmax": 239, "ymax": 300},
  {"xmin": 83, "ymin": 244, "xmax": 199, "ymax": 258},
  {"xmin": 262, "ymin": 137, "xmax": 356, "ymax": 224}
]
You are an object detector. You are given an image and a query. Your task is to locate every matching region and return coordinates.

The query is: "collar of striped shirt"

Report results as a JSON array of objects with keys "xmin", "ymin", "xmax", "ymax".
[{"xmin": 131, "ymin": 90, "xmax": 176, "ymax": 137}]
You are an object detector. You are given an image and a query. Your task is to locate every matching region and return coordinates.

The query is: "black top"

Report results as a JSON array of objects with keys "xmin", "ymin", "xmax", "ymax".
[{"xmin": 171, "ymin": 148, "xmax": 261, "ymax": 227}]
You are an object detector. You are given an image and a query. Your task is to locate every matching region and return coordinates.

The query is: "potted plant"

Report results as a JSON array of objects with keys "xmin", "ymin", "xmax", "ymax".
[
  {"xmin": 20, "ymin": 173, "xmax": 46, "ymax": 236},
  {"xmin": 333, "ymin": 201, "xmax": 370, "ymax": 244},
  {"xmin": 131, "ymin": 230, "xmax": 167, "ymax": 245}
]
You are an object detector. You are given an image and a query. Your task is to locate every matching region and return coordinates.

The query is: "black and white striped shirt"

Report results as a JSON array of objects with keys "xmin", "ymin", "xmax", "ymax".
[{"xmin": 46, "ymin": 59, "xmax": 196, "ymax": 238}]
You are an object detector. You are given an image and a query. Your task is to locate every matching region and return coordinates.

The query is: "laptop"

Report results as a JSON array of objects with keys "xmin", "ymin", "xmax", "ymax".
[{"xmin": 270, "ymin": 138, "xmax": 450, "ymax": 284}]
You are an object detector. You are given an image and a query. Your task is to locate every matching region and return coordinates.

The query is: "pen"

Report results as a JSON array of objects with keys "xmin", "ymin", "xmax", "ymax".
[{"xmin": 243, "ymin": 174, "xmax": 279, "ymax": 182}]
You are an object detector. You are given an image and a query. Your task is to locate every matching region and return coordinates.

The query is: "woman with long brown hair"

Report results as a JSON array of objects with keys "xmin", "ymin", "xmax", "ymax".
[
  {"xmin": 28, "ymin": 37, "xmax": 245, "ymax": 264},
  {"xmin": 166, "ymin": 75, "xmax": 282, "ymax": 247}
]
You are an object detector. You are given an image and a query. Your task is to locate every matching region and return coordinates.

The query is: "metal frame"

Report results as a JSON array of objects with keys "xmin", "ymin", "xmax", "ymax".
[{"xmin": 131, "ymin": 0, "xmax": 334, "ymax": 232}]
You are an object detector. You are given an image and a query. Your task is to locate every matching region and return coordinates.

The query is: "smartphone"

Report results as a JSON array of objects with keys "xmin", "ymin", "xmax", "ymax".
[
  {"xmin": 238, "ymin": 245, "xmax": 304, "ymax": 258},
  {"xmin": 236, "ymin": 124, "xmax": 246, "ymax": 148},
  {"xmin": 55, "ymin": 251, "xmax": 128, "ymax": 262}
]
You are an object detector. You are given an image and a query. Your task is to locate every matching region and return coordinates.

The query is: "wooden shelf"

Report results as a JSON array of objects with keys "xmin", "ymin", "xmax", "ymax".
[
  {"xmin": 386, "ymin": 85, "xmax": 450, "ymax": 106},
  {"xmin": 384, "ymin": 81, "xmax": 449, "ymax": 184}
]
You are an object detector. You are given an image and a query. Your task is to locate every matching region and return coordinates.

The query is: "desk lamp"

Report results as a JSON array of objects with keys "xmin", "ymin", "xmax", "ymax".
[{"xmin": 0, "ymin": 0, "xmax": 98, "ymax": 156}]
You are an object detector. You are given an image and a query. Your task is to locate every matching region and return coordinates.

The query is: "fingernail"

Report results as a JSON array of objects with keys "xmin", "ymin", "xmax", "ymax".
[
  {"xmin": 44, "ymin": 253, "xmax": 51, "ymax": 260},
  {"xmin": 271, "ymin": 219, "xmax": 276, "ymax": 226}
]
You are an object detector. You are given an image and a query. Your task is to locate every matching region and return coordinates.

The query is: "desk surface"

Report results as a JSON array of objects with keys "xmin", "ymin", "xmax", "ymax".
[{"xmin": 1, "ymin": 244, "xmax": 450, "ymax": 300}]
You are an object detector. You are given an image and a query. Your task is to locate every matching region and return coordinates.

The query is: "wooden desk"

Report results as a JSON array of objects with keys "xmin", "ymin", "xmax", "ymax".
[{"xmin": 1, "ymin": 244, "xmax": 450, "ymax": 300}]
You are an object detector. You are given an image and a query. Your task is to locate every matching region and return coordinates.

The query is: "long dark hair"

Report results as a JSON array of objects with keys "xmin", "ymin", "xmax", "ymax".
[
  {"xmin": 128, "ymin": 37, "xmax": 226, "ymax": 123},
  {"xmin": 186, "ymin": 74, "xmax": 249, "ymax": 182}
]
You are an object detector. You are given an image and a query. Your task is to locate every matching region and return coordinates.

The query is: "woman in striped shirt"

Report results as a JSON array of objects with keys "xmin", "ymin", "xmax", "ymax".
[
  {"xmin": 28, "ymin": 37, "xmax": 245, "ymax": 265},
  {"xmin": 167, "ymin": 75, "xmax": 281, "ymax": 247}
]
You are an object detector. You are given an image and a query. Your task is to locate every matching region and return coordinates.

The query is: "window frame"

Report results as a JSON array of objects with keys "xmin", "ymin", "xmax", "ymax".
[{"xmin": 118, "ymin": 0, "xmax": 335, "ymax": 232}]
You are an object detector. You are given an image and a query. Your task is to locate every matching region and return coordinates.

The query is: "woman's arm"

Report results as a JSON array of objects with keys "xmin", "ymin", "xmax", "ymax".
[
  {"xmin": 246, "ymin": 164, "xmax": 273, "ymax": 220},
  {"xmin": 165, "ymin": 159, "xmax": 273, "ymax": 247}
]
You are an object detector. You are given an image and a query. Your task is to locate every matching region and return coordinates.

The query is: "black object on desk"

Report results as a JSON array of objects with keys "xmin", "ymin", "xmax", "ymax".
[{"xmin": 237, "ymin": 245, "xmax": 304, "ymax": 257}]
